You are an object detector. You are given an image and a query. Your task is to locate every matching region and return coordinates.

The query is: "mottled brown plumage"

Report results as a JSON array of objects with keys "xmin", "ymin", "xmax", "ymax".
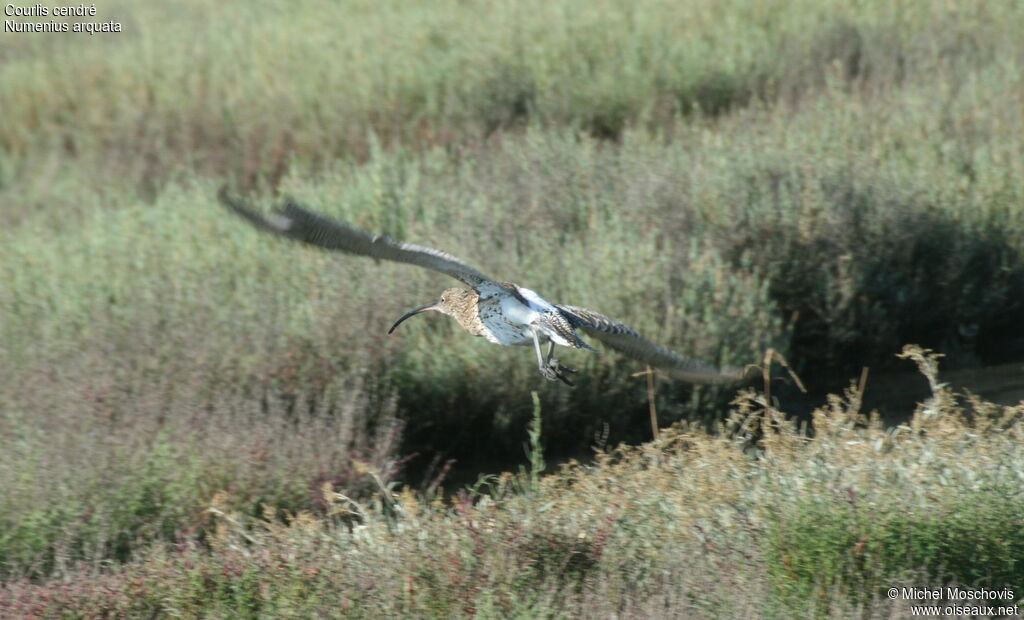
[{"xmin": 220, "ymin": 188, "xmax": 749, "ymax": 385}]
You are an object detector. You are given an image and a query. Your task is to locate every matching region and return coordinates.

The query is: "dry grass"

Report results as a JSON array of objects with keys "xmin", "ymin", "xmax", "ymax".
[
  {"xmin": 2, "ymin": 0, "xmax": 1021, "ymax": 202},
  {"xmin": 2, "ymin": 0, "xmax": 1024, "ymax": 615},
  {"xmin": 2, "ymin": 348, "xmax": 1021, "ymax": 617}
]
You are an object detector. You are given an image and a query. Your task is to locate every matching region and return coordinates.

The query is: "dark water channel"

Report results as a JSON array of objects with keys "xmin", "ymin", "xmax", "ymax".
[
  {"xmin": 794, "ymin": 359, "xmax": 1024, "ymax": 426},
  {"xmin": 413, "ymin": 358, "xmax": 1024, "ymax": 495}
]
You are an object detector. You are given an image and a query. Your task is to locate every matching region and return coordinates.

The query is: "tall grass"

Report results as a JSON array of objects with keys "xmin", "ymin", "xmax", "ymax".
[
  {"xmin": 4, "ymin": 94, "xmax": 1024, "ymax": 580},
  {"xmin": 2, "ymin": 0, "xmax": 1023, "ymax": 611},
  {"xmin": 2, "ymin": 0, "xmax": 1021, "ymax": 200},
  {"xmin": 2, "ymin": 349, "xmax": 1021, "ymax": 617}
]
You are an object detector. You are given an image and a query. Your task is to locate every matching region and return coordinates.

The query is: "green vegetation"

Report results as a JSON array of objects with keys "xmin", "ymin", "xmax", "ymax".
[
  {"xmin": 2, "ymin": 0, "xmax": 1023, "ymax": 616},
  {"xmin": 3, "ymin": 349, "xmax": 1023, "ymax": 617}
]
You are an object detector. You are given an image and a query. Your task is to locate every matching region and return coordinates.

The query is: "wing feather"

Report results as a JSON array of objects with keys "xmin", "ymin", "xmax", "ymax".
[
  {"xmin": 557, "ymin": 305, "xmax": 748, "ymax": 384},
  {"xmin": 219, "ymin": 188, "xmax": 494, "ymax": 289}
]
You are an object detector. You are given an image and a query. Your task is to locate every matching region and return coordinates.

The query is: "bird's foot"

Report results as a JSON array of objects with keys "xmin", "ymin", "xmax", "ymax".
[{"xmin": 540, "ymin": 358, "xmax": 578, "ymax": 386}]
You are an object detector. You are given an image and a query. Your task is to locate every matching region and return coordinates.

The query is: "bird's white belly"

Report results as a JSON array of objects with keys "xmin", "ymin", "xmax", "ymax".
[
  {"xmin": 476, "ymin": 295, "xmax": 537, "ymax": 346},
  {"xmin": 482, "ymin": 317, "xmax": 534, "ymax": 346},
  {"xmin": 499, "ymin": 294, "xmax": 541, "ymax": 326},
  {"xmin": 504, "ymin": 291, "xmax": 575, "ymax": 347},
  {"xmin": 474, "ymin": 293, "xmax": 575, "ymax": 348}
]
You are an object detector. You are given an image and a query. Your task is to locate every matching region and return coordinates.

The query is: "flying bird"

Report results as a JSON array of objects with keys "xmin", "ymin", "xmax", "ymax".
[{"xmin": 219, "ymin": 188, "xmax": 749, "ymax": 386}]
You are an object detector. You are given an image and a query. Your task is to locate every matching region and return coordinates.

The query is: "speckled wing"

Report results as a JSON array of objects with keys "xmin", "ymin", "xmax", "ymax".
[
  {"xmin": 219, "ymin": 188, "xmax": 494, "ymax": 290},
  {"xmin": 537, "ymin": 310, "xmax": 598, "ymax": 352},
  {"xmin": 556, "ymin": 305, "xmax": 748, "ymax": 384}
]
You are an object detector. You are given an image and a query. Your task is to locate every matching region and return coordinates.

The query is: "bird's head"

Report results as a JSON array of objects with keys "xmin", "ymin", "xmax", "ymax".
[{"xmin": 388, "ymin": 288, "xmax": 476, "ymax": 334}]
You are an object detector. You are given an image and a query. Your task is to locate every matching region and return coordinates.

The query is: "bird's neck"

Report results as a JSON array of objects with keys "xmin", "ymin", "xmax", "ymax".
[{"xmin": 451, "ymin": 294, "xmax": 489, "ymax": 338}]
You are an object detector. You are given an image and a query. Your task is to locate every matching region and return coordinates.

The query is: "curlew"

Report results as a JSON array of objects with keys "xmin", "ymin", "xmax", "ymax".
[{"xmin": 219, "ymin": 188, "xmax": 748, "ymax": 386}]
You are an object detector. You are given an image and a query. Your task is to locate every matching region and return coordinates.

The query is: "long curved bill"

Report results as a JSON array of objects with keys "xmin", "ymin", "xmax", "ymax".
[{"xmin": 387, "ymin": 301, "xmax": 441, "ymax": 334}]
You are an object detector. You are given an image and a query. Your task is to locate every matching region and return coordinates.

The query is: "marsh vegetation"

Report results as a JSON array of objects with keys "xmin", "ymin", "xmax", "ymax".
[{"xmin": 2, "ymin": 0, "xmax": 1023, "ymax": 616}]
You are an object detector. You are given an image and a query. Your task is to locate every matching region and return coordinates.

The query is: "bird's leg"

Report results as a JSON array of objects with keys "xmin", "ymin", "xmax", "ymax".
[
  {"xmin": 532, "ymin": 330, "xmax": 574, "ymax": 386},
  {"xmin": 532, "ymin": 329, "xmax": 548, "ymax": 371},
  {"xmin": 531, "ymin": 330, "xmax": 576, "ymax": 385},
  {"xmin": 544, "ymin": 340, "xmax": 578, "ymax": 379}
]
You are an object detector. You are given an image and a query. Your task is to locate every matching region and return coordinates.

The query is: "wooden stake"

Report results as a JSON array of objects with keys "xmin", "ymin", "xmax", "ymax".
[{"xmin": 633, "ymin": 365, "xmax": 659, "ymax": 441}]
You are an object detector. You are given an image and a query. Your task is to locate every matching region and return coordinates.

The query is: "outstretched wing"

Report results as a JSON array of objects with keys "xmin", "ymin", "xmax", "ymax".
[
  {"xmin": 557, "ymin": 305, "xmax": 749, "ymax": 384},
  {"xmin": 219, "ymin": 187, "xmax": 495, "ymax": 290}
]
